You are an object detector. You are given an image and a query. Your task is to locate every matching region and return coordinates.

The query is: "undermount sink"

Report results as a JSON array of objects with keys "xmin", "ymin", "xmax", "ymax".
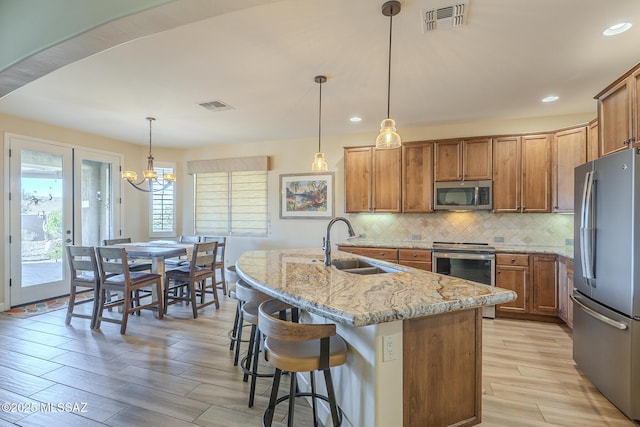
[{"xmin": 332, "ymin": 259, "xmax": 394, "ymax": 275}]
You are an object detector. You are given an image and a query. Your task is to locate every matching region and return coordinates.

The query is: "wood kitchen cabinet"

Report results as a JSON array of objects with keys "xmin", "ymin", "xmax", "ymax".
[
  {"xmin": 530, "ymin": 254, "xmax": 558, "ymax": 316},
  {"xmin": 337, "ymin": 246, "xmax": 398, "ymax": 262},
  {"xmin": 344, "ymin": 146, "xmax": 401, "ymax": 213},
  {"xmin": 496, "ymin": 253, "xmax": 559, "ymax": 320},
  {"xmin": 553, "ymin": 126, "xmax": 587, "ymax": 213},
  {"xmin": 434, "ymin": 138, "xmax": 492, "ymax": 182},
  {"xmin": 493, "ymin": 134, "xmax": 551, "ymax": 213},
  {"xmin": 403, "ymin": 142, "xmax": 434, "ymax": 212},
  {"xmin": 495, "ymin": 253, "xmax": 529, "ymax": 314},
  {"xmin": 558, "ymin": 257, "xmax": 574, "ymax": 328},
  {"xmin": 398, "ymin": 249, "xmax": 432, "ymax": 271},
  {"xmin": 596, "ymin": 63, "xmax": 640, "ymax": 156}
]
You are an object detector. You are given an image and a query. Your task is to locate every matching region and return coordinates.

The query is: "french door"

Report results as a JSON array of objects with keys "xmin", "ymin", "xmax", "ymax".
[{"xmin": 7, "ymin": 135, "xmax": 120, "ymax": 306}]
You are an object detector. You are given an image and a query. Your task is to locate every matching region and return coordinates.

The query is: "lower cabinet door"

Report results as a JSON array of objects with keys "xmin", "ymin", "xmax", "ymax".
[{"xmin": 496, "ymin": 265, "xmax": 528, "ymax": 313}]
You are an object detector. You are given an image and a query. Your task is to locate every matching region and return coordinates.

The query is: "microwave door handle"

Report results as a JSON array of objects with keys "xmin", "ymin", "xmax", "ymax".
[{"xmin": 474, "ymin": 186, "xmax": 479, "ymax": 206}]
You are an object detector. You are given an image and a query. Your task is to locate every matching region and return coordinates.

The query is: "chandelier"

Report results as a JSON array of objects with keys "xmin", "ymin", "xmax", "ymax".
[
  {"xmin": 375, "ymin": 1, "xmax": 402, "ymax": 149},
  {"xmin": 122, "ymin": 117, "xmax": 176, "ymax": 192}
]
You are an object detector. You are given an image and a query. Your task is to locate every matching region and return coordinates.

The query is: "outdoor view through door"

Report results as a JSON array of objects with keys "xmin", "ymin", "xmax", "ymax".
[{"xmin": 7, "ymin": 135, "xmax": 120, "ymax": 307}]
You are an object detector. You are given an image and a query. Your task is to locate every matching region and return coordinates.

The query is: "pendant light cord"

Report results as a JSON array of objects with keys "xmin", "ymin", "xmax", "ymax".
[
  {"xmin": 318, "ymin": 79, "xmax": 323, "ymax": 152},
  {"xmin": 148, "ymin": 117, "xmax": 154, "ymax": 157},
  {"xmin": 386, "ymin": 12, "xmax": 393, "ymax": 119}
]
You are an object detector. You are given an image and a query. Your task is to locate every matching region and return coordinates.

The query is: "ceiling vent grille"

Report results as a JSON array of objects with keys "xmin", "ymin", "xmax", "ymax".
[
  {"xmin": 422, "ymin": 1, "xmax": 468, "ymax": 32},
  {"xmin": 199, "ymin": 100, "xmax": 234, "ymax": 112}
]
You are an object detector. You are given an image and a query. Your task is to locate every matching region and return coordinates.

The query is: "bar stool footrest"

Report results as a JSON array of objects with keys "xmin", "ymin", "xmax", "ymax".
[{"xmin": 262, "ymin": 392, "xmax": 343, "ymax": 427}]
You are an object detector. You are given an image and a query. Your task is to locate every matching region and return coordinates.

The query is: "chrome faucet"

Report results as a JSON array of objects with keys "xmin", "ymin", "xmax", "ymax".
[{"xmin": 323, "ymin": 216, "xmax": 356, "ymax": 266}]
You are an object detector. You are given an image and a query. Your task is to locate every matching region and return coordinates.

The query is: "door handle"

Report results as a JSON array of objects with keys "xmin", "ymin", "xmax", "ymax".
[{"xmin": 65, "ymin": 238, "xmax": 72, "ymax": 243}]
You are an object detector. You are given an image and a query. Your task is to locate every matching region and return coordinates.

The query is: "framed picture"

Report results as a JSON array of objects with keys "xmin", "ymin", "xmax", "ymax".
[{"xmin": 280, "ymin": 172, "xmax": 334, "ymax": 219}]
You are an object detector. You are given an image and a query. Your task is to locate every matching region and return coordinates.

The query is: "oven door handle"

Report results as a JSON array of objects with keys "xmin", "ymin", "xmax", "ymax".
[{"xmin": 433, "ymin": 252, "xmax": 495, "ymax": 261}]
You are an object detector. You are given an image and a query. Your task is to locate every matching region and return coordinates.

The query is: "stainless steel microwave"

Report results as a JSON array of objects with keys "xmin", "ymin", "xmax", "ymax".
[{"xmin": 434, "ymin": 180, "xmax": 492, "ymax": 210}]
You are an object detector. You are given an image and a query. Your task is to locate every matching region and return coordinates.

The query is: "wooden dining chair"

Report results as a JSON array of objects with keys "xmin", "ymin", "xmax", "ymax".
[
  {"xmin": 201, "ymin": 236, "xmax": 227, "ymax": 295},
  {"xmin": 65, "ymin": 245, "xmax": 101, "ymax": 328},
  {"xmin": 94, "ymin": 246, "xmax": 163, "ymax": 334},
  {"xmin": 103, "ymin": 237, "xmax": 152, "ymax": 272},
  {"xmin": 165, "ymin": 235, "xmax": 200, "ymax": 268},
  {"xmin": 164, "ymin": 241, "xmax": 219, "ymax": 318}
]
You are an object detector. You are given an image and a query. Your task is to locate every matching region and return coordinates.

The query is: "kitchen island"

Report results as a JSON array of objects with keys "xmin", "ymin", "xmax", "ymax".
[{"xmin": 236, "ymin": 248, "xmax": 516, "ymax": 427}]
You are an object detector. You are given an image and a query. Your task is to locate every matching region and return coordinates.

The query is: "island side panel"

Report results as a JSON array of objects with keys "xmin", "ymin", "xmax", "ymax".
[{"xmin": 403, "ymin": 308, "xmax": 482, "ymax": 427}]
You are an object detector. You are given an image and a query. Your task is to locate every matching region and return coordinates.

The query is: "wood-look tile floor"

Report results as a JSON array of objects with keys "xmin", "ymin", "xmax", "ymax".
[{"xmin": 0, "ymin": 295, "xmax": 636, "ymax": 426}]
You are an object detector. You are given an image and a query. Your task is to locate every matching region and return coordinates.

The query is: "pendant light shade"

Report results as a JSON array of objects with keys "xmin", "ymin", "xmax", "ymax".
[
  {"xmin": 311, "ymin": 75, "xmax": 329, "ymax": 172},
  {"xmin": 376, "ymin": 1, "xmax": 402, "ymax": 150}
]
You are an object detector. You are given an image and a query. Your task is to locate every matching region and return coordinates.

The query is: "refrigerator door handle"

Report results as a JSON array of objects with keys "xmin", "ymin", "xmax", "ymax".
[
  {"xmin": 571, "ymin": 294, "xmax": 628, "ymax": 330},
  {"xmin": 580, "ymin": 171, "xmax": 595, "ymax": 279}
]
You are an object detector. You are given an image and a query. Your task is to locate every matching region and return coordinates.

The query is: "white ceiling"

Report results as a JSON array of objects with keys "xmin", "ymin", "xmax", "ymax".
[{"xmin": 1, "ymin": 0, "xmax": 639, "ymax": 148}]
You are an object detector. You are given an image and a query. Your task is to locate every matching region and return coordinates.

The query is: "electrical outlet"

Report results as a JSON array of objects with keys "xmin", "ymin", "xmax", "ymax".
[
  {"xmin": 383, "ymin": 335, "xmax": 397, "ymax": 362},
  {"xmin": 493, "ymin": 236, "xmax": 504, "ymax": 243},
  {"xmin": 411, "ymin": 234, "xmax": 421, "ymax": 241}
]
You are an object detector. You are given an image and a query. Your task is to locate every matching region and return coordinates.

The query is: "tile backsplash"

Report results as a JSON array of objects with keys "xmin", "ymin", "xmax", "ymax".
[{"xmin": 347, "ymin": 212, "xmax": 573, "ymax": 247}]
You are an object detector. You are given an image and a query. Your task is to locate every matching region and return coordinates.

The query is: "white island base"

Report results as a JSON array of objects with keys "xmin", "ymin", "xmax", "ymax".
[{"xmin": 303, "ymin": 308, "xmax": 482, "ymax": 427}]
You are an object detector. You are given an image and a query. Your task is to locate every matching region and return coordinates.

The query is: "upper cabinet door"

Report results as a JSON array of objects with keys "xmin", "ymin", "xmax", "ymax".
[
  {"xmin": 344, "ymin": 147, "xmax": 372, "ymax": 213},
  {"xmin": 462, "ymin": 138, "xmax": 492, "ymax": 180},
  {"xmin": 553, "ymin": 126, "xmax": 586, "ymax": 213},
  {"xmin": 522, "ymin": 134, "xmax": 551, "ymax": 213},
  {"xmin": 373, "ymin": 147, "xmax": 401, "ymax": 212},
  {"xmin": 403, "ymin": 142, "xmax": 434, "ymax": 213},
  {"xmin": 492, "ymin": 136, "xmax": 521, "ymax": 213},
  {"xmin": 599, "ymin": 80, "xmax": 631, "ymax": 156},
  {"xmin": 434, "ymin": 140, "xmax": 462, "ymax": 182}
]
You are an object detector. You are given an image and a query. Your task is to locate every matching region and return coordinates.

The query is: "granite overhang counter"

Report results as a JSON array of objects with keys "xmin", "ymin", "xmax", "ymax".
[
  {"xmin": 236, "ymin": 248, "xmax": 517, "ymax": 427},
  {"xmin": 235, "ymin": 248, "xmax": 516, "ymax": 327}
]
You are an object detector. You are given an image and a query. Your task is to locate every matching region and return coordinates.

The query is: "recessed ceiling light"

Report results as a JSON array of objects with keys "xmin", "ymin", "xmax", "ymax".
[
  {"xmin": 603, "ymin": 22, "xmax": 632, "ymax": 36},
  {"xmin": 542, "ymin": 95, "xmax": 559, "ymax": 103},
  {"xmin": 350, "ymin": 116, "xmax": 362, "ymax": 122}
]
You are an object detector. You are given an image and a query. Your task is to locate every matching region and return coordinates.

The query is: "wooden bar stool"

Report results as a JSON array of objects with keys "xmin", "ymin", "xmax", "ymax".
[
  {"xmin": 234, "ymin": 279, "xmax": 272, "ymax": 407},
  {"xmin": 258, "ymin": 299, "xmax": 347, "ymax": 427}
]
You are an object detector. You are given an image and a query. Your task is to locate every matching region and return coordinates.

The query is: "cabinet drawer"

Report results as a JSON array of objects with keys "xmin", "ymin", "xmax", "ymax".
[
  {"xmin": 398, "ymin": 249, "xmax": 432, "ymax": 262},
  {"xmin": 338, "ymin": 246, "xmax": 398, "ymax": 261},
  {"xmin": 398, "ymin": 260, "xmax": 432, "ymax": 272},
  {"xmin": 496, "ymin": 253, "xmax": 529, "ymax": 266}
]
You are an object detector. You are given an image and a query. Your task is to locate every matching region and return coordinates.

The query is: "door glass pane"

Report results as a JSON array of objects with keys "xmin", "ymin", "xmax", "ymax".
[
  {"xmin": 21, "ymin": 149, "xmax": 64, "ymax": 287},
  {"xmin": 80, "ymin": 159, "xmax": 113, "ymax": 246}
]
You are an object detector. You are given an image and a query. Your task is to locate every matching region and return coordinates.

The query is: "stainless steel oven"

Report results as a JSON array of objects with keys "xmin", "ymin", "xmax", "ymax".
[{"xmin": 432, "ymin": 242, "xmax": 496, "ymax": 318}]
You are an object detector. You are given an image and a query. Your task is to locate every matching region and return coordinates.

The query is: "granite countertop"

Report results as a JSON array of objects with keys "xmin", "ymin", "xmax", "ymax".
[
  {"xmin": 338, "ymin": 239, "xmax": 574, "ymax": 259},
  {"xmin": 235, "ymin": 248, "xmax": 516, "ymax": 327}
]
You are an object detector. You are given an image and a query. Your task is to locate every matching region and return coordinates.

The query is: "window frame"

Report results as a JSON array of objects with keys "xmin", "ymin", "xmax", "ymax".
[{"xmin": 148, "ymin": 161, "xmax": 177, "ymax": 238}]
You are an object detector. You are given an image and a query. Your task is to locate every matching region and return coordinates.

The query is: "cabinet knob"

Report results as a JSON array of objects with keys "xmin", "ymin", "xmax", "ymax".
[
  {"xmin": 413, "ymin": 254, "xmax": 417, "ymax": 257},
  {"xmin": 511, "ymin": 258, "xmax": 516, "ymax": 263},
  {"xmin": 497, "ymin": 270, "xmax": 502, "ymax": 274}
]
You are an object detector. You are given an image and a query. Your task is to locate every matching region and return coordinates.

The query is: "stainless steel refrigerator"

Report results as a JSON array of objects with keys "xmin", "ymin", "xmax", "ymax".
[{"xmin": 574, "ymin": 147, "xmax": 640, "ymax": 421}]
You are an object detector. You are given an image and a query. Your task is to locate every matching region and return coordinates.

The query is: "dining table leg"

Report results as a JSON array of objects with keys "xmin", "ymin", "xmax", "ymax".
[{"xmin": 151, "ymin": 256, "xmax": 165, "ymax": 318}]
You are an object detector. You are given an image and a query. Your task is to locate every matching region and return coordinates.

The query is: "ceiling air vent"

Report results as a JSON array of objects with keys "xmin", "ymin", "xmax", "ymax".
[
  {"xmin": 422, "ymin": 1, "xmax": 469, "ymax": 32},
  {"xmin": 199, "ymin": 100, "xmax": 234, "ymax": 112}
]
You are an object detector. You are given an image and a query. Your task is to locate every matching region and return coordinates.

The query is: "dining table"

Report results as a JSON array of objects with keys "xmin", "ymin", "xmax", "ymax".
[{"xmin": 110, "ymin": 240, "xmax": 193, "ymax": 315}]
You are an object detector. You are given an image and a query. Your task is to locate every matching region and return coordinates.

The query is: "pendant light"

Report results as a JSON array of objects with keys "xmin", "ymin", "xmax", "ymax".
[
  {"xmin": 122, "ymin": 117, "xmax": 176, "ymax": 192},
  {"xmin": 311, "ymin": 75, "xmax": 329, "ymax": 172},
  {"xmin": 375, "ymin": 0, "xmax": 402, "ymax": 149}
]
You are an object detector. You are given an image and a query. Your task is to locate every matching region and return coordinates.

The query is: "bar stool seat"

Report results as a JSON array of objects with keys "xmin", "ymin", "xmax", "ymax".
[
  {"xmin": 259, "ymin": 299, "xmax": 347, "ymax": 427},
  {"xmin": 261, "ymin": 335, "xmax": 347, "ymax": 372}
]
